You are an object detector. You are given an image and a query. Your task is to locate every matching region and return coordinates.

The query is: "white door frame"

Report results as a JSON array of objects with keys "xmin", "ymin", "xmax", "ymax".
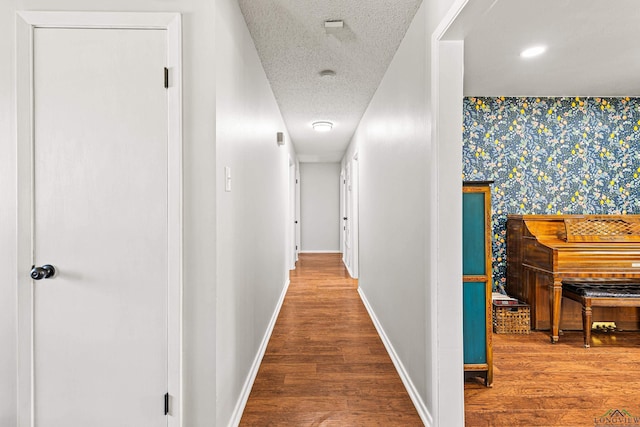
[
  {"xmin": 340, "ymin": 168, "xmax": 346, "ymax": 260},
  {"xmin": 288, "ymin": 155, "xmax": 297, "ymax": 269},
  {"xmin": 341, "ymin": 154, "xmax": 359, "ymax": 278},
  {"xmin": 343, "ymin": 162, "xmax": 352, "ymax": 271},
  {"xmin": 16, "ymin": 11, "xmax": 183, "ymax": 427},
  {"xmin": 350, "ymin": 153, "xmax": 359, "ymax": 278},
  {"xmin": 430, "ymin": 0, "xmax": 485, "ymax": 424},
  {"xmin": 295, "ymin": 165, "xmax": 301, "ymax": 262}
]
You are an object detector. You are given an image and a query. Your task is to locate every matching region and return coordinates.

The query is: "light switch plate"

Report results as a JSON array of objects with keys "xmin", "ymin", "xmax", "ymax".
[{"xmin": 225, "ymin": 166, "xmax": 231, "ymax": 192}]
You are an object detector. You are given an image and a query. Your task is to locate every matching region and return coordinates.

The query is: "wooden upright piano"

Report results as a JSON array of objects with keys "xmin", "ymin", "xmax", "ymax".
[{"xmin": 506, "ymin": 214, "xmax": 640, "ymax": 343}]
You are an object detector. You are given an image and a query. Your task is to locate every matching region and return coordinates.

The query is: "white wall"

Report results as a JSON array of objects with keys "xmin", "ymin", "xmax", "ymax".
[
  {"xmin": 343, "ymin": 2, "xmax": 430, "ymax": 419},
  {"xmin": 2, "ymin": 1, "xmax": 217, "ymax": 425},
  {"xmin": 299, "ymin": 162, "xmax": 341, "ymax": 252},
  {"xmin": 0, "ymin": 4, "xmax": 15, "ymax": 425},
  {"xmin": 0, "ymin": 0, "xmax": 289, "ymax": 426},
  {"xmin": 2, "ymin": 2, "xmax": 294, "ymax": 426},
  {"xmin": 0, "ymin": 1, "xmax": 476, "ymax": 426},
  {"xmin": 342, "ymin": 1, "xmax": 462, "ymax": 425},
  {"xmin": 215, "ymin": 0, "xmax": 296, "ymax": 424}
]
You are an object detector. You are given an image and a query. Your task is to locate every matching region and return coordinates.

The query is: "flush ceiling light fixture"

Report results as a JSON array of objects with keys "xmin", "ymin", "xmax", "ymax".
[
  {"xmin": 312, "ymin": 121, "xmax": 333, "ymax": 132},
  {"xmin": 520, "ymin": 45, "xmax": 547, "ymax": 58}
]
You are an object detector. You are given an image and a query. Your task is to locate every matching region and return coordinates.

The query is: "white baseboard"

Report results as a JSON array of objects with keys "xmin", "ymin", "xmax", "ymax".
[
  {"xmin": 343, "ymin": 261, "xmax": 357, "ymax": 279},
  {"xmin": 228, "ymin": 278, "xmax": 290, "ymax": 427},
  {"xmin": 299, "ymin": 250, "xmax": 342, "ymax": 254},
  {"xmin": 357, "ymin": 287, "xmax": 433, "ymax": 427}
]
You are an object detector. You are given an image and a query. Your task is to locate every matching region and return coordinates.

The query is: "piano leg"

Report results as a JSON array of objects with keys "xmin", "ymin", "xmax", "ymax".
[
  {"xmin": 549, "ymin": 278, "xmax": 563, "ymax": 343},
  {"xmin": 582, "ymin": 303, "xmax": 592, "ymax": 348}
]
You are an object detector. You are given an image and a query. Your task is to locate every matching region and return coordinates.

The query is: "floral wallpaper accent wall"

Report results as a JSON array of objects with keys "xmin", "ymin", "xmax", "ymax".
[{"xmin": 463, "ymin": 97, "xmax": 640, "ymax": 293}]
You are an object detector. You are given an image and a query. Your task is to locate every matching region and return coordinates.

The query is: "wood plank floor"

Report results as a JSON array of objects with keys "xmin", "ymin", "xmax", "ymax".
[
  {"xmin": 240, "ymin": 253, "xmax": 424, "ymax": 426},
  {"xmin": 240, "ymin": 252, "xmax": 640, "ymax": 426},
  {"xmin": 465, "ymin": 329, "xmax": 640, "ymax": 426}
]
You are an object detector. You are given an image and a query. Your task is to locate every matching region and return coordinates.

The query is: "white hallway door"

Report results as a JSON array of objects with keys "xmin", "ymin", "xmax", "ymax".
[
  {"xmin": 343, "ymin": 162, "xmax": 352, "ymax": 270},
  {"xmin": 17, "ymin": 17, "xmax": 180, "ymax": 426},
  {"xmin": 342, "ymin": 155, "xmax": 359, "ymax": 278}
]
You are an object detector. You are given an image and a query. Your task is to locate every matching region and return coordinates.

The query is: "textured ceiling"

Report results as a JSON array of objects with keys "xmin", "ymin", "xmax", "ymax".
[
  {"xmin": 238, "ymin": 0, "xmax": 422, "ymax": 162},
  {"xmin": 239, "ymin": 0, "xmax": 640, "ymax": 163}
]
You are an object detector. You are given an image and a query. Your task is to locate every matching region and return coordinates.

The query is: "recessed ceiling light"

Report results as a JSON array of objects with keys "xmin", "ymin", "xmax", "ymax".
[
  {"xmin": 520, "ymin": 45, "xmax": 547, "ymax": 58},
  {"xmin": 312, "ymin": 121, "xmax": 333, "ymax": 132},
  {"xmin": 319, "ymin": 69, "xmax": 336, "ymax": 79}
]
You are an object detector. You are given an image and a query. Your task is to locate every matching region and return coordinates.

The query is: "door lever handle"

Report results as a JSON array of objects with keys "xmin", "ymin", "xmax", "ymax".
[{"xmin": 30, "ymin": 264, "xmax": 56, "ymax": 280}]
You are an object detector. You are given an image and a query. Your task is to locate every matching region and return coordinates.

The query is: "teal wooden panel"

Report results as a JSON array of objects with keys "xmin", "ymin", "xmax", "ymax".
[
  {"xmin": 463, "ymin": 281, "xmax": 487, "ymax": 364},
  {"xmin": 463, "ymin": 192, "xmax": 486, "ymax": 275}
]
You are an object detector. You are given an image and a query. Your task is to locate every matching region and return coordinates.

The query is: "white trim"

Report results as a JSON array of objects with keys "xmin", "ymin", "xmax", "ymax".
[
  {"xmin": 288, "ymin": 155, "xmax": 297, "ymax": 270},
  {"xmin": 430, "ymin": 1, "xmax": 480, "ymax": 425},
  {"xmin": 299, "ymin": 250, "xmax": 342, "ymax": 254},
  {"xmin": 344, "ymin": 262, "xmax": 356, "ymax": 279},
  {"xmin": 428, "ymin": 28, "xmax": 442, "ymax": 427},
  {"xmin": 350, "ymin": 153, "xmax": 359, "ymax": 279},
  {"xmin": 295, "ymin": 166, "xmax": 301, "ymax": 263},
  {"xmin": 165, "ymin": 13, "xmax": 184, "ymax": 426},
  {"xmin": 358, "ymin": 288, "xmax": 433, "ymax": 427},
  {"xmin": 430, "ymin": 38, "xmax": 465, "ymax": 427},
  {"xmin": 432, "ymin": 0, "xmax": 469, "ymax": 40},
  {"xmin": 16, "ymin": 11, "xmax": 181, "ymax": 29},
  {"xmin": 340, "ymin": 168, "xmax": 346, "ymax": 261},
  {"xmin": 15, "ymin": 13, "xmax": 35, "ymax": 425},
  {"xmin": 228, "ymin": 279, "xmax": 291, "ymax": 427},
  {"xmin": 15, "ymin": 11, "xmax": 183, "ymax": 427}
]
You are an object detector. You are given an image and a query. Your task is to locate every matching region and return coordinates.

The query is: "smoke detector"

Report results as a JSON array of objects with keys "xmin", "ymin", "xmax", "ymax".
[
  {"xmin": 319, "ymin": 69, "xmax": 336, "ymax": 79},
  {"xmin": 324, "ymin": 20, "xmax": 344, "ymax": 29}
]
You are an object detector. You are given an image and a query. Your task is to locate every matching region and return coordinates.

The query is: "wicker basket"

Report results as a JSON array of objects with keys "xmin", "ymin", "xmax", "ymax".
[{"xmin": 492, "ymin": 301, "xmax": 530, "ymax": 334}]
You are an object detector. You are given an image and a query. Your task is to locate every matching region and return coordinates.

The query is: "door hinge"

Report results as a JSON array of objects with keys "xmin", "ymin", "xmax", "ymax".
[
  {"xmin": 164, "ymin": 67, "xmax": 169, "ymax": 89},
  {"xmin": 164, "ymin": 392, "xmax": 169, "ymax": 415},
  {"xmin": 296, "ymin": 179, "xmax": 298, "ymax": 184}
]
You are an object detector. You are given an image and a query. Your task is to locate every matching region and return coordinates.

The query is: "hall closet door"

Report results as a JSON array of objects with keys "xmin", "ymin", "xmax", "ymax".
[{"xmin": 17, "ymin": 12, "xmax": 182, "ymax": 427}]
